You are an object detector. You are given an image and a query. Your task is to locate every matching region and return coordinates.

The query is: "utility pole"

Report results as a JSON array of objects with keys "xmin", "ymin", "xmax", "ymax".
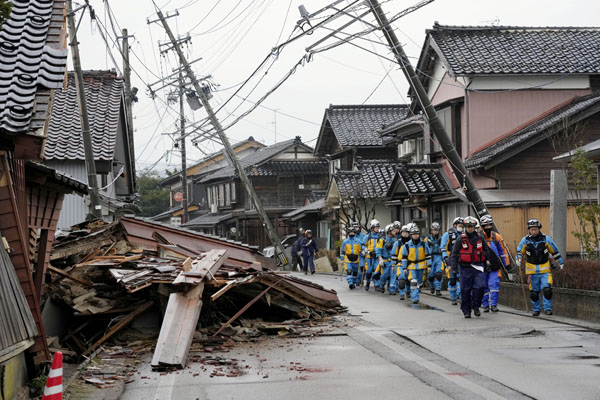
[
  {"xmin": 179, "ymin": 71, "xmax": 189, "ymax": 223},
  {"xmin": 152, "ymin": 9, "xmax": 289, "ymax": 268},
  {"xmin": 121, "ymin": 28, "xmax": 137, "ymax": 192},
  {"xmin": 368, "ymin": 0, "xmax": 490, "ymax": 218},
  {"xmin": 67, "ymin": 0, "xmax": 102, "ymax": 219}
]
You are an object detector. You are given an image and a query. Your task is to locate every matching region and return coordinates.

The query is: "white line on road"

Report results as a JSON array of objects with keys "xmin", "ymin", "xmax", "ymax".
[
  {"xmin": 153, "ymin": 371, "xmax": 176, "ymax": 400},
  {"xmin": 360, "ymin": 327, "xmax": 506, "ymax": 400}
]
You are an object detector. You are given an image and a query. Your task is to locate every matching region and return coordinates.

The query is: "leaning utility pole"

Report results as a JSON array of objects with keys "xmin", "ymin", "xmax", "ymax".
[
  {"xmin": 368, "ymin": 0, "xmax": 490, "ymax": 218},
  {"xmin": 121, "ymin": 28, "xmax": 137, "ymax": 191},
  {"xmin": 66, "ymin": 0, "xmax": 102, "ymax": 219},
  {"xmin": 152, "ymin": 8, "xmax": 288, "ymax": 267},
  {"xmin": 179, "ymin": 71, "xmax": 189, "ymax": 223}
]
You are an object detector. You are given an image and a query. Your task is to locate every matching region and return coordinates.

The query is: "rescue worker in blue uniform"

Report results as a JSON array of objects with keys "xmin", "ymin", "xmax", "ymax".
[
  {"xmin": 450, "ymin": 216, "xmax": 500, "ymax": 318},
  {"xmin": 392, "ymin": 225, "xmax": 411, "ymax": 300},
  {"xmin": 352, "ymin": 221, "xmax": 367, "ymax": 285},
  {"xmin": 425, "ymin": 222, "xmax": 444, "ymax": 296},
  {"xmin": 376, "ymin": 224, "xmax": 397, "ymax": 294},
  {"xmin": 393, "ymin": 221, "xmax": 402, "ymax": 240},
  {"xmin": 442, "ymin": 217, "xmax": 464, "ymax": 305},
  {"xmin": 363, "ymin": 219, "xmax": 382, "ymax": 291},
  {"xmin": 480, "ymin": 215, "xmax": 510, "ymax": 313},
  {"xmin": 300, "ymin": 229, "xmax": 318, "ymax": 275},
  {"xmin": 517, "ymin": 218, "xmax": 564, "ymax": 316},
  {"xmin": 401, "ymin": 226, "xmax": 431, "ymax": 304},
  {"xmin": 341, "ymin": 227, "xmax": 363, "ymax": 289}
]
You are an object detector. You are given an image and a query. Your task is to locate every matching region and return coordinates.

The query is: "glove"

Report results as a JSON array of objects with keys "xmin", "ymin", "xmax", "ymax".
[
  {"xmin": 360, "ymin": 250, "xmax": 366, "ymax": 257},
  {"xmin": 559, "ymin": 264, "xmax": 564, "ymax": 270},
  {"xmin": 515, "ymin": 258, "xmax": 521, "ymax": 267}
]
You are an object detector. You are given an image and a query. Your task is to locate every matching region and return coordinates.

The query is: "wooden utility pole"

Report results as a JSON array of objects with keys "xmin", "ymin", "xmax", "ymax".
[
  {"xmin": 368, "ymin": 0, "xmax": 490, "ymax": 218},
  {"xmin": 121, "ymin": 28, "xmax": 137, "ymax": 192},
  {"xmin": 152, "ymin": 9, "xmax": 288, "ymax": 267},
  {"xmin": 66, "ymin": 0, "xmax": 102, "ymax": 219},
  {"xmin": 179, "ymin": 71, "xmax": 188, "ymax": 223}
]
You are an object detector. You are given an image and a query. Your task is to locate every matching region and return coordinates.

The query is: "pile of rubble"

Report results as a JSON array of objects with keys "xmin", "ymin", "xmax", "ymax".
[{"xmin": 46, "ymin": 216, "xmax": 343, "ymax": 371}]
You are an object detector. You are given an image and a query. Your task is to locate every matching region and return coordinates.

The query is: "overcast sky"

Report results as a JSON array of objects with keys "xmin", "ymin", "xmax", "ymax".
[{"xmin": 73, "ymin": 0, "xmax": 600, "ymax": 174}]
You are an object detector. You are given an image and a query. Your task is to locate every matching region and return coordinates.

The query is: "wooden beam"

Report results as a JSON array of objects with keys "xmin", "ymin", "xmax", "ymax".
[
  {"xmin": 173, "ymin": 249, "xmax": 227, "ymax": 285},
  {"xmin": 33, "ymin": 229, "xmax": 50, "ymax": 301},
  {"xmin": 84, "ymin": 301, "xmax": 153, "ymax": 355},
  {"xmin": 48, "ymin": 266, "xmax": 94, "ymax": 287}
]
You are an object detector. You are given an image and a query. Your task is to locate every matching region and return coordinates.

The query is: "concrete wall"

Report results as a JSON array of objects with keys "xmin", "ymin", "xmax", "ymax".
[{"xmin": 499, "ymin": 282, "xmax": 600, "ymax": 323}]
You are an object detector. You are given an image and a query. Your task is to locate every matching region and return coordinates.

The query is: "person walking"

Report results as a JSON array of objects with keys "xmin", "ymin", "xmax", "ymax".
[
  {"xmin": 290, "ymin": 230, "xmax": 304, "ymax": 272},
  {"xmin": 301, "ymin": 229, "xmax": 318, "ymax": 275},
  {"xmin": 442, "ymin": 217, "xmax": 464, "ymax": 305},
  {"xmin": 480, "ymin": 215, "xmax": 510, "ymax": 313},
  {"xmin": 341, "ymin": 227, "xmax": 362, "ymax": 289},
  {"xmin": 363, "ymin": 219, "xmax": 383, "ymax": 291},
  {"xmin": 401, "ymin": 225, "xmax": 431, "ymax": 304},
  {"xmin": 516, "ymin": 218, "xmax": 564, "ymax": 316},
  {"xmin": 377, "ymin": 224, "xmax": 397, "ymax": 295},
  {"xmin": 450, "ymin": 216, "xmax": 500, "ymax": 318},
  {"xmin": 425, "ymin": 222, "xmax": 444, "ymax": 296},
  {"xmin": 352, "ymin": 221, "xmax": 367, "ymax": 285}
]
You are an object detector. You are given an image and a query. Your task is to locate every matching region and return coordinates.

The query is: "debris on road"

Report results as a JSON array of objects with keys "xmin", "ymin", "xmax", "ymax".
[{"xmin": 46, "ymin": 216, "xmax": 343, "ymax": 375}]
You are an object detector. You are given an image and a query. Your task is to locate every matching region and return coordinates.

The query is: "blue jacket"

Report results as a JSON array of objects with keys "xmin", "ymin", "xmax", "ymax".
[
  {"xmin": 340, "ymin": 236, "xmax": 363, "ymax": 262},
  {"xmin": 377, "ymin": 235, "xmax": 396, "ymax": 260},
  {"xmin": 425, "ymin": 234, "xmax": 443, "ymax": 257},
  {"xmin": 291, "ymin": 237, "xmax": 303, "ymax": 253},
  {"xmin": 441, "ymin": 228, "xmax": 461, "ymax": 260},
  {"xmin": 301, "ymin": 236, "xmax": 318, "ymax": 256}
]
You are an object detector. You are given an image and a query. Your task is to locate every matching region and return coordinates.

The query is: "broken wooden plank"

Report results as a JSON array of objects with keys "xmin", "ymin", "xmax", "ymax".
[
  {"xmin": 173, "ymin": 249, "xmax": 226, "ymax": 285},
  {"xmin": 212, "ymin": 279, "xmax": 283, "ymax": 337},
  {"xmin": 48, "ymin": 265, "xmax": 94, "ymax": 287},
  {"xmin": 84, "ymin": 301, "xmax": 153, "ymax": 355},
  {"xmin": 151, "ymin": 292, "xmax": 202, "ymax": 369},
  {"xmin": 210, "ymin": 275, "xmax": 256, "ymax": 302}
]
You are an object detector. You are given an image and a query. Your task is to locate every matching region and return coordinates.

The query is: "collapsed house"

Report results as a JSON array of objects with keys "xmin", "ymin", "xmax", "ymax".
[{"xmin": 46, "ymin": 216, "xmax": 343, "ymax": 370}]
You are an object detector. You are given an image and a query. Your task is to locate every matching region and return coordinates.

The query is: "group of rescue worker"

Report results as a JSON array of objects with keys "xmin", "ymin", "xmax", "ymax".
[{"xmin": 340, "ymin": 216, "xmax": 564, "ymax": 318}]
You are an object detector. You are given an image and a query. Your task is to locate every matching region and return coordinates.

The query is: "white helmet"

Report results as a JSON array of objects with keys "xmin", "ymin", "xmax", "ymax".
[
  {"xmin": 431, "ymin": 222, "xmax": 441, "ymax": 231},
  {"xmin": 463, "ymin": 216, "xmax": 479, "ymax": 227},
  {"xmin": 480, "ymin": 215, "xmax": 493, "ymax": 226},
  {"xmin": 401, "ymin": 225, "xmax": 410, "ymax": 233},
  {"xmin": 393, "ymin": 221, "xmax": 402, "ymax": 230},
  {"xmin": 384, "ymin": 224, "xmax": 393, "ymax": 233},
  {"xmin": 370, "ymin": 219, "xmax": 380, "ymax": 229}
]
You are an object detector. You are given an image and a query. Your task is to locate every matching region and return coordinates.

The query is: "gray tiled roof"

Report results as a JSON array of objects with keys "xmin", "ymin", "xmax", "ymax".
[
  {"xmin": 334, "ymin": 160, "xmax": 450, "ymax": 199},
  {"xmin": 26, "ymin": 161, "xmax": 88, "ymax": 194},
  {"xmin": 182, "ymin": 212, "xmax": 233, "ymax": 227},
  {"xmin": 325, "ymin": 104, "xmax": 409, "ymax": 147},
  {"xmin": 397, "ymin": 165, "xmax": 450, "ymax": 195},
  {"xmin": 429, "ymin": 24, "xmax": 600, "ymax": 75},
  {"xmin": 0, "ymin": 0, "xmax": 68, "ymax": 135},
  {"xmin": 282, "ymin": 198, "xmax": 326, "ymax": 219},
  {"xmin": 248, "ymin": 161, "xmax": 328, "ymax": 176},
  {"xmin": 199, "ymin": 137, "xmax": 315, "ymax": 183},
  {"xmin": 466, "ymin": 92, "xmax": 600, "ymax": 169},
  {"xmin": 44, "ymin": 71, "xmax": 123, "ymax": 161},
  {"xmin": 334, "ymin": 159, "xmax": 401, "ymax": 198}
]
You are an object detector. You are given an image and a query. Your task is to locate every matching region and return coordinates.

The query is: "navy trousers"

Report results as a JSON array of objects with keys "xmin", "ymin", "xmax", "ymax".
[{"xmin": 459, "ymin": 266, "xmax": 485, "ymax": 315}]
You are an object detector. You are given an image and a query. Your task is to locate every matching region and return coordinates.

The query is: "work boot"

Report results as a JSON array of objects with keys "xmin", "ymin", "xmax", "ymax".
[
  {"xmin": 311, "ymin": 270, "xmax": 315, "ymax": 275},
  {"xmin": 544, "ymin": 310, "xmax": 553, "ymax": 316},
  {"xmin": 412, "ymin": 299, "xmax": 419, "ymax": 304},
  {"xmin": 464, "ymin": 313, "xmax": 471, "ymax": 319},
  {"xmin": 430, "ymin": 287, "xmax": 435, "ymax": 294},
  {"xmin": 532, "ymin": 311, "xmax": 540, "ymax": 316},
  {"xmin": 304, "ymin": 269, "xmax": 308, "ymax": 275},
  {"xmin": 491, "ymin": 306, "xmax": 499, "ymax": 313},
  {"xmin": 399, "ymin": 294, "xmax": 405, "ymax": 300},
  {"xmin": 483, "ymin": 306, "xmax": 490, "ymax": 313},
  {"xmin": 389, "ymin": 291, "xmax": 396, "ymax": 296},
  {"xmin": 473, "ymin": 308, "xmax": 481, "ymax": 317},
  {"xmin": 435, "ymin": 290, "xmax": 442, "ymax": 296},
  {"xmin": 349, "ymin": 284, "xmax": 355, "ymax": 289},
  {"xmin": 365, "ymin": 282, "xmax": 370, "ymax": 291},
  {"xmin": 451, "ymin": 300, "xmax": 457, "ymax": 305}
]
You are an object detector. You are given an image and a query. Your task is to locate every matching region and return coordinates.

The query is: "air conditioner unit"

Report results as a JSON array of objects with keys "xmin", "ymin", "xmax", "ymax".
[{"xmin": 211, "ymin": 204, "xmax": 218, "ymax": 213}]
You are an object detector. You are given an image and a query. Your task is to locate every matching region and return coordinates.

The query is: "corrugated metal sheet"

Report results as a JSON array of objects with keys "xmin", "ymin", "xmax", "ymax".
[
  {"xmin": 44, "ymin": 161, "xmax": 87, "ymax": 229},
  {"xmin": 0, "ymin": 243, "xmax": 37, "ymax": 360}
]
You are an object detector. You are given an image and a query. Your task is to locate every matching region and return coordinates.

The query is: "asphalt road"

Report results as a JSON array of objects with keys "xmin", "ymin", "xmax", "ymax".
[{"xmin": 120, "ymin": 273, "xmax": 600, "ymax": 400}]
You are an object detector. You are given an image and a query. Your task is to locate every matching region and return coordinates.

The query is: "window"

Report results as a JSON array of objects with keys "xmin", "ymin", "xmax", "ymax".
[
  {"xmin": 231, "ymin": 182, "xmax": 236, "ymax": 203},
  {"xmin": 218, "ymin": 184, "xmax": 225, "ymax": 207},
  {"xmin": 225, "ymin": 183, "xmax": 231, "ymax": 206}
]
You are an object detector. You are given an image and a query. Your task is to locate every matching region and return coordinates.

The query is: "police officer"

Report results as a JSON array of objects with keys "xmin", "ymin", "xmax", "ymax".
[
  {"xmin": 480, "ymin": 215, "xmax": 510, "ymax": 313},
  {"xmin": 425, "ymin": 222, "xmax": 444, "ymax": 296},
  {"xmin": 517, "ymin": 218, "xmax": 564, "ymax": 316},
  {"xmin": 393, "ymin": 221, "xmax": 402, "ymax": 240},
  {"xmin": 392, "ymin": 231, "xmax": 407, "ymax": 300},
  {"xmin": 290, "ymin": 229, "xmax": 304, "ymax": 272},
  {"xmin": 377, "ymin": 224, "xmax": 397, "ymax": 294},
  {"xmin": 341, "ymin": 227, "xmax": 363, "ymax": 289},
  {"xmin": 401, "ymin": 226, "xmax": 431, "ymax": 304},
  {"xmin": 363, "ymin": 219, "xmax": 383, "ymax": 291},
  {"xmin": 352, "ymin": 221, "xmax": 367, "ymax": 285},
  {"xmin": 301, "ymin": 229, "xmax": 318, "ymax": 275},
  {"xmin": 450, "ymin": 216, "xmax": 499, "ymax": 318},
  {"xmin": 442, "ymin": 217, "xmax": 464, "ymax": 305}
]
